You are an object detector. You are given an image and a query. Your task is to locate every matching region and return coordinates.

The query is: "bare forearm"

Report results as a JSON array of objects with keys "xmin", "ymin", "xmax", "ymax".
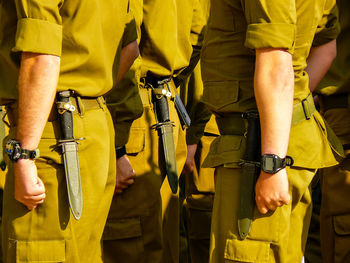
[
  {"xmin": 116, "ymin": 40, "xmax": 139, "ymax": 84},
  {"xmin": 305, "ymin": 40, "xmax": 336, "ymax": 92},
  {"xmin": 254, "ymin": 49, "xmax": 294, "ymax": 157},
  {"xmin": 17, "ymin": 53, "xmax": 60, "ymax": 150}
]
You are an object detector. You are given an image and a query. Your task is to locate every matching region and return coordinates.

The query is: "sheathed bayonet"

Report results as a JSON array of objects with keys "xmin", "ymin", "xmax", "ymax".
[
  {"xmin": 57, "ymin": 91, "xmax": 83, "ymax": 220},
  {"xmin": 151, "ymin": 78, "xmax": 178, "ymax": 194},
  {"xmin": 238, "ymin": 110, "xmax": 261, "ymax": 239}
]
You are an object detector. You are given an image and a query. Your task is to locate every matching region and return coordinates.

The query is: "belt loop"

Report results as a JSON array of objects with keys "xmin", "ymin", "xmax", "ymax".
[
  {"xmin": 97, "ymin": 96, "xmax": 105, "ymax": 110},
  {"xmin": 302, "ymin": 99, "xmax": 311, "ymax": 120},
  {"xmin": 76, "ymin": 96, "xmax": 85, "ymax": 116}
]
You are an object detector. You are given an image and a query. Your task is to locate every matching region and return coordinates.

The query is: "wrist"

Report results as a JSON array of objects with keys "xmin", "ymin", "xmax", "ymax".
[
  {"xmin": 260, "ymin": 154, "xmax": 293, "ymax": 174},
  {"xmin": 116, "ymin": 145, "xmax": 126, "ymax": 159},
  {"xmin": 6, "ymin": 139, "xmax": 40, "ymax": 162},
  {"xmin": 15, "ymin": 158, "xmax": 35, "ymax": 166}
]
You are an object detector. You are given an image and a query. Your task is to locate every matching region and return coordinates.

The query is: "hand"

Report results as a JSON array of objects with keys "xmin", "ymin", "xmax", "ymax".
[
  {"xmin": 181, "ymin": 144, "xmax": 198, "ymax": 174},
  {"xmin": 255, "ymin": 168, "xmax": 290, "ymax": 214},
  {"xmin": 115, "ymin": 155, "xmax": 136, "ymax": 194},
  {"xmin": 14, "ymin": 159, "xmax": 46, "ymax": 210}
]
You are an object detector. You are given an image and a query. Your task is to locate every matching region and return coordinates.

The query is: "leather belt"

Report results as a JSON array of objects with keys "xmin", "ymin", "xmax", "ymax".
[
  {"xmin": 215, "ymin": 93, "xmax": 316, "ymax": 135},
  {"xmin": 5, "ymin": 94, "xmax": 105, "ymax": 127}
]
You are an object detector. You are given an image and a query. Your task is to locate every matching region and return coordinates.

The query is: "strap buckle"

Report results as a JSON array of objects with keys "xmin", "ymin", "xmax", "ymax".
[{"xmin": 301, "ymin": 98, "xmax": 311, "ymax": 120}]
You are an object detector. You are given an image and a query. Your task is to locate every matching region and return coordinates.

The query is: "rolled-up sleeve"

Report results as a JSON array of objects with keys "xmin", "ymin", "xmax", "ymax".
[
  {"xmin": 243, "ymin": 0, "xmax": 296, "ymax": 52},
  {"xmin": 12, "ymin": 0, "xmax": 64, "ymax": 56},
  {"xmin": 313, "ymin": 2, "xmax": 340, "ymax": 47}
]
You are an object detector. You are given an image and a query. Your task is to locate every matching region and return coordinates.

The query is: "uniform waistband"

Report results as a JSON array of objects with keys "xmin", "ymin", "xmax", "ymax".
[
  {"xmin": 319, "ymin": 93, "xmax": 350, "ymax": 112},
  {"xmin": 5, "ymin": 93, "xmax": 105, "ymax": 127},
  {"xmin": 216, "ymin": 93, "xmax": 316, "ymax": 135},
  {"xmin": 138, "ymin": 76, "xmax": 177, "ymax": 106}
]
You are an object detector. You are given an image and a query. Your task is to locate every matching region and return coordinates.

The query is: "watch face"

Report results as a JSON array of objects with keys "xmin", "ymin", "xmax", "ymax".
[{"xmin": 264, "ymin": 157, "xmax": 275, "ymax": 171}]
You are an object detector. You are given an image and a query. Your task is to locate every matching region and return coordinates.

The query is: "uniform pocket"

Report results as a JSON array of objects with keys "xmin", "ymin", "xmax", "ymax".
[
  {"xmin": 334, "ymin": 214, "xmax": 350, "ymax": 236},
  {"xmin": 202, "ymin": 80, "xmax": 240, "ymax": 113},
  {"xmin": 103, "ymin": 217, "xmax": 142, "ymax": 240},
  {"xmin": 202, "ymin": 135, "xmax": 245, "ymax": 168},
  {"xmin": 16, "ymin": 240, "xmax": 65, "ymax": 263},
  {"xmin": 333, "ymin": 214, "xmax": 350, "ymax": 263},
  {"xmin": 125, "ymin": 128, "xmax": 145, "ymax": 154},
  {"xmin": 224, "ymin": 238, "xmax": 269, "ymax": 263}
]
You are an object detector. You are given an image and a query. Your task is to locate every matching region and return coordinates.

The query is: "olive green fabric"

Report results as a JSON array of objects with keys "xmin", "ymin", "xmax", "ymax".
[
  {"xmin": 200, "ymin": 0, "xmax": 340, "ymax": 262},
  {"xmin": 139, "ymin": 0, "xmax": 205, "ymax": 78},
  {"xmin": 103, "ymin": 84, "xmax": 187, "ymax": 263},
  {"xmin": 315, "ymin": 1, "xmax": 350, "ymax": 97},
  {"xmin": 2, "ymin": 103, "xmax": 116, "ymax": 263},
  {"xmin": 0, "ymin": 1, "xmax": 130, "ymax": 262},
  {"xmin": 0, "ymin": 0, "xmax": 133, "ymax": 102},
  {"xmin": 313, "ymin": 5, "xmax": 340, "ymax": 47},
  {"xmin": 201, "ymin": 0, "xmax": 340, "ymax": 170},
  {"xmin": 179, "ymin": 46, "xmax": 218, "ymax": 263},
  {"xmin": 320, "ymin": 109, "xmax": 350, "ymax": 263},
  {"xmin": 180, "ymin": 63, "xmax": 212, "ymax": 146},
  {"xmin": 103, "ymin": 0, "xmax": 205, "ymax": 262},
  {"xmin": 311, "ymin": 2, "xmax": 350, "ymax": 261},
  {"xmin": 304, "ymin": 180, "xmax": 322, "ymax": 263},
  {"xmin": 184, "ymin": 129, "xmax": 217, "ymax": 263},
  {"xmin": 106, "ymin": 18, "xmax": 143, "ymax": 147},
  {"xmin": 211, "ymin": 166, "xmax": 316, "ymax": 262}
]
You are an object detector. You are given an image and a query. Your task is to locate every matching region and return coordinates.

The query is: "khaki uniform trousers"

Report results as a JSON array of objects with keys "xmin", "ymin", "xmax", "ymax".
[
  {"xmin": 320, "ymin": 108, "xmax": 350, "ymax": 263},
  {"xmin": 0, "ymin": 108, "xmax": 8, "ymax": 263},
  {"xmin": 210, "ymin": 166, "xmax": 316, "ymax": 263},
  {"xmin": 184, "ymin": 130, "xmax": 217, "ymax": 263},
  {"xmin": 2, "ymin": 99, "xmax": 116, "ymax": 263},
  {"xmin": 103, "ymin": 84, "xmax": 187, "ymax": 263}
]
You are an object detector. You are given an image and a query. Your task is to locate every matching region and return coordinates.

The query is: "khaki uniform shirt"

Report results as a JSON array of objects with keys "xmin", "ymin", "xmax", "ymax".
[
  {"xmin": 315, "ymin": 2, "xmax": 350, "ymax": 96},
  {"xmin": 179, "ymin": 0, "xmax": 218, "ymax": 145},
  {"xmin": 201, "ymin": 0, "xmax": 340, "ymax": 169},
  {"xmin": 0, "ymin": 0, "xmax": 135, "ymax": 103},
  {"xmin": 139, "ymin": 0, "xmax": 205, "ymax": 78},
  {"xmin": 108, "ymin": 0, "xmax": 206, "ymax": 146},
  {"xmin": 314, "ymin": 0, "xmax": 350, "ymax": 145}
]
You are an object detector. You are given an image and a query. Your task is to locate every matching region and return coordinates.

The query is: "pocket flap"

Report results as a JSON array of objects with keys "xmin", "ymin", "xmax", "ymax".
[
  {"xmin": 103, "ymin": 217, "xmax": 142, "ymax": 240},
  {"xmin": 16, "ymin": 240, "xmax": 65, "ymax": 262},
  {"xmin": 334, "ymin": 214, "xmax": 350, "ymax": 236},
  {"xmin": 224, "ymin": 238, "xmax": 269, "ymax": 263},
  {"xmin": 125, "ymin": 128, "xmax": 145, "ymax": 154},
  {"xmin": 202, "ymin": 135, "xmax": 245, "ymax": 168},
  {"xmin": 202, "ymin": 80, "xmax": 239, "ymax": 113}
]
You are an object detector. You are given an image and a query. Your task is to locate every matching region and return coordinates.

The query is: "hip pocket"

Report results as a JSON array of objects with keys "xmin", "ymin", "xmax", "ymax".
[
  {"xmin": 202, "ymin": 80, "xmax": 240, "ymax": 113},
  {"xmin": 15, "ymin": 239, "xmax": 66, "ymax": 263}
]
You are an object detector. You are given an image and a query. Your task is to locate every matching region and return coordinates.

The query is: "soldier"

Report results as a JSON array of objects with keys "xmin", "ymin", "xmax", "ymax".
[
  {"xmin": 103, "ymin": 0, "xmax": 205, "ymax": 262},
  {"xmin": 179, "ymin": 0, "xmax": 218, "ymax": 256},
  {"xmin": 311, "ymin": 1, "xmax": 350, "ymax": 261},
  {"xmin": 200, "ymin": 0, "xmax": 343, "ymax": 262},
  {"xmin": 180, "ymin": 62, "xmax": 218, "ymax": 263},
  {"xmin": 0, "ymin": 0, "xmax": 138, "ymax": 262},
  {"xmin": 303, "ymin": 5, "xmax": 340, "ymax": 263}
]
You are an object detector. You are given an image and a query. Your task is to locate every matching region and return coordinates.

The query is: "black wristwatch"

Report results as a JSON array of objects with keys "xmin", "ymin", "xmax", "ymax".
[
  {"xmin": 116, "ymin": 145, "xmax": 127, "ymax": 159},
  {"xmin": 261, "ymin": 154, "xmax": 294, "ymax": 174},
  {"xmin": 5, "ymin": 139, "xmax": 40, "ymax": 162}
]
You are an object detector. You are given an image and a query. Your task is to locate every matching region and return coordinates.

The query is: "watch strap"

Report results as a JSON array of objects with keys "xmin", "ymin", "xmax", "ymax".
[
  {"xmin": 261, "ymin": 154, "xmax": 294, "ymax": 174},
  {"xmin": 6, "ymin": 139, "xmax": 40, "ymax": 162},
  {"xmin": 116, "ymin": 145, "xmax": 127, "ymax": 159}
]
